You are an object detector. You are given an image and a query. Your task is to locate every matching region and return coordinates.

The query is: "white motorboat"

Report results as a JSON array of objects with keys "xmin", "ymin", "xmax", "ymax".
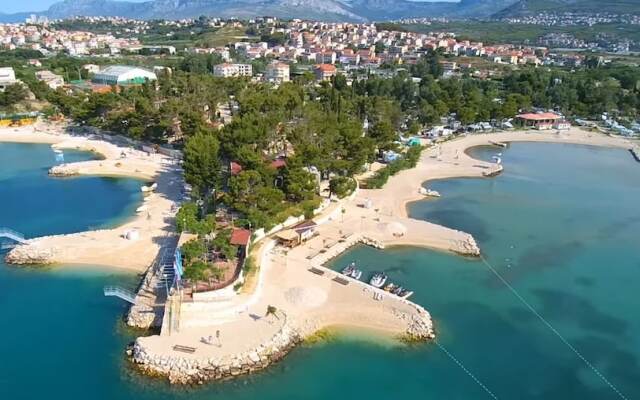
[
  {"xmin": 369, "ymin": 272, "xmax": 388, "ymax": 288},
  {"xmin": 342, "ymin": 262, "xmax": 355, "ymax": 276},
  {"xmin": 419, "ymin": 187, "xmax": 441, "ymax": 197},
  {"xmin": 350, "ymin": 268, "xmax": 363, "ymax": 280}
]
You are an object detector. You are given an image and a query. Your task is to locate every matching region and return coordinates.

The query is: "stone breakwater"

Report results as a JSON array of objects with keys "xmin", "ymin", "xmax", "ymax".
[
  {"xmin": 454, "ymin": 234, "xmax": 480, "ymax": 257},
  {"xmin": 130, "ymin": 323, "xmax": 303, "ymax": 385},
  {"xmin": 5, "ymin": 238, "xmax": 59, "ymax": 265},
  {"xmin": 49, "ymin": 164, "xmax": 80, "ymax": 176},
  {"xmin": 130, "ymin": 312, "xmax": 434, "ymax": 385}
]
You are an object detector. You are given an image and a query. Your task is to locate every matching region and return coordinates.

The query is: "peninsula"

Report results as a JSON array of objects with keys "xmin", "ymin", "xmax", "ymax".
[{"xmin": 4, "ymin": 122, "xmax": 635, "ymax": 385}]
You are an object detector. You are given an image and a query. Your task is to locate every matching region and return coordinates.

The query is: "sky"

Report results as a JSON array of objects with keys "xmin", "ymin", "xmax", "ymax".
[{"xmin": 3, "ymin": 0, "xmax": 456, "ymax": 14}]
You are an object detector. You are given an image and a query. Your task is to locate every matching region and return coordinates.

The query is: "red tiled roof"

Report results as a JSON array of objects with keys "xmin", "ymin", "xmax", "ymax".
[
  {"xmin": 230, "ymin": 228, "xmax": 251, "ymax": 246},
  {"xmin": 230, "ymin": 161, "xmax": 243, "ymax": 176},
  {"xmin": 314, "ymin": 63, "xmax": 337, "ymax": 72}
]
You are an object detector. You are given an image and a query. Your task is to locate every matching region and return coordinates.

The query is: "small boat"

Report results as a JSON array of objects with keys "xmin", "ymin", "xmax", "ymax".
[
  {"xmin": 341, "ymin": 262, "xmax": 355, "ymax": 276},
  {"xmin": 369, "ymin": 272, "xmax": 388, "ymax": 288},
  {"xmin": 491, "ymin": 155, "xmax": 502, "ymax": 164},
  {"xmin": 398, "ymin": 289, "xmax": 414, "ymax": 299},
  {"xmin": 383, "ymin": 283, "xmax": 398, "ymax": 292},
  {"xmin": 141, "ymin": 182, "xmax": 158, "ymax": 192},
  {"xmin": 53, "ymin": 148, "xmax": 63, "ymax": 154},
  {"xmin": 350, "ymin": 268, "xmax": 363, "ymax": 280},
  {"xmin": 489, "ymin": 140, "xmax": 508, "ymax": 148},
  {"xmin": 419, "ymin": 187, "xmax": 441, "ymax": 197}
]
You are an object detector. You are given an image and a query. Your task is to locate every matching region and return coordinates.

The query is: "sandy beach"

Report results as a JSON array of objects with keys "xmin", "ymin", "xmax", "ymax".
[
  {"xmin": 1, "ymin": 123, "xmax": 183, "ymax": 271},
  {"xmin": 363, "ymin": 127, "xmax": 636, "ymax": 222}
]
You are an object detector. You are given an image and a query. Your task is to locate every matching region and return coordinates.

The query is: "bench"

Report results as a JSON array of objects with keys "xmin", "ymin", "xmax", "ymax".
[
  {"xmin": 173, "ymin": 345, "xmax": 196, "ymax": 353},
  {"xmin": 332, "ymin": 276, "xmax": 349, "ymax": 285},
  {"xmin": 308, "ymin": 267, "xmax": 325, "ymax": 276}
]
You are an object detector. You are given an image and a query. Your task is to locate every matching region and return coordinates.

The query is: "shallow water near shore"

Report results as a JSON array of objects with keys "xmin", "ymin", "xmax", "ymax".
[{"xmin": 2, "ymin": 141, "xmax": 640, "ymax": 399}]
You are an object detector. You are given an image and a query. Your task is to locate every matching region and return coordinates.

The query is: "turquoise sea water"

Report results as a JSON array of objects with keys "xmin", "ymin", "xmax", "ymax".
[{"xmin": 1, "ymin": 141, "xmax": 639, "ymax": 400}]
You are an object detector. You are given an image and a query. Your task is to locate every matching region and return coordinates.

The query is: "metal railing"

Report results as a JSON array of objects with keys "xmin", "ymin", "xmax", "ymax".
[
  {"xmin": 103, "ymin": 286, "xmax": 137, "ymax": 304},
  {"xmin": 0, "ymin": 228, "xmax": 28, "ymax": 244}
]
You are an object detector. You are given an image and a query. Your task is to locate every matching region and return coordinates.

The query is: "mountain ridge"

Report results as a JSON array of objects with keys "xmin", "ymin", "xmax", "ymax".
[
  {"xmin": 494, "ymin": 0, "xmax": 640, "ymax": 18},
  {"xmin": 1, "ymin": 0, "xmax": 521, "ymax": 22}
]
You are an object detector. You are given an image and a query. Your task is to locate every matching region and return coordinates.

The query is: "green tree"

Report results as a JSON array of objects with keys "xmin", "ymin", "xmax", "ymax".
[{"xmin": 183, "ymin": 132, "xmax": 221, "ymax": 194}]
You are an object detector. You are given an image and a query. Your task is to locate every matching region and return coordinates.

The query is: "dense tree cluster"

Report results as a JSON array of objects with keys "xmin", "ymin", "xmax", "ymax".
[
  {"xmin": 10, "ymin": 50, "xmax": 635, "ymax": 232},
  {"xmin": 0, "ymin": 84, "xmax": 28, "ymax": 108}
]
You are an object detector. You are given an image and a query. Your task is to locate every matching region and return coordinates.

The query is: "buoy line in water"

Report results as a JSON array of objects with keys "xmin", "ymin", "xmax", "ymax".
[
  {"xmin": 433, "ymin": 340, "xmax": 499, "ymax": 399},
  {"xmin": 479, "ymin": 255, "xmax": 629, "ymax": 400}
]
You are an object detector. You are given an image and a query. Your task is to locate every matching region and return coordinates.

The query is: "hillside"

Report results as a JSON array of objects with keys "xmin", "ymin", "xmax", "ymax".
[{"xmin": 494, "ymin": 0, "xmax": 640, "ymax": 17}]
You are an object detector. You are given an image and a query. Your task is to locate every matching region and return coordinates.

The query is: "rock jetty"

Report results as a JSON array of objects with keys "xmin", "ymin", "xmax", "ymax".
[
  {"xmin": 5, "ymin": 242, "xmax": 57, "ymax": 265},
  {"xmin": 131, "ymin": 310, "xmax": 433, "ymax": 385},
  {"xmin": 131, "ymin": 324, "xmax": 303, "ymax": 385},
  {"xmin": 49, "ymin": 164, "xmax": 80, "ymax": 176}
]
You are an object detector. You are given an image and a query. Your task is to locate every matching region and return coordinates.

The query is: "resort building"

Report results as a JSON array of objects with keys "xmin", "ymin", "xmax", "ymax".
[
  {"xmin": 0, "ymin": 67, "xmax": 17, "ymax": 92},
  {"xmin": 213, "ymin": 63, "xmax": 253, "ymax": 78},
  {"xmin": 516, "ymin": 112, "xmax": 564, "ymax": 130},
  {"xmin": 264, "ymin": 61, "xmax": 290, "ymax": 83},
  {"xmin": 313, "ymin": 64, "xmax": 337, "ymax": 81},
  {"xmin": 35, "ymin": 70, "xmax": 64, "ymax": 89},
  {"xmin": 91, "ymin": 65, "xmax": 157, "ymax": 86},
  {"xmin": 275, "ymin": 220, "xmax": 318, "ymax": 248}
]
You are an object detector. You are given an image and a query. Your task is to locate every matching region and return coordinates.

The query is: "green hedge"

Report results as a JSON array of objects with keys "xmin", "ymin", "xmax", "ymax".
[{"xmin": 365, "ymin": 146, "xmax": 424, "ymax": 189}]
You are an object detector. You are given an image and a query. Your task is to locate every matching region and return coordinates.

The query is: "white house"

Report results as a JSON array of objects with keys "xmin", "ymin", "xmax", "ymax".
[
  {"xmin": 213, "ymin": 63, "xmax": 253, "ymax": 78},
  {"xmin": 35, "ymin": 70, "xmax": 64, "ymax": 89},
  {"xmin": 0, "ymin": 67, "xmax": 17, "ymax": 92},
  {"xmin": 264, "ymin": 61, "xmax": 290, "ymax": 83}
]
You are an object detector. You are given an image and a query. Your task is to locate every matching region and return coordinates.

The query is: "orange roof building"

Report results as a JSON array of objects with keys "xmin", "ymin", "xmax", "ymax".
[
  {"xmin": 516, "ymin": 112, "xmax": 564, "ymax": 130},
  {"xmin": 313, "ymin": 63, "xmax": 337, "ymax": 81}
]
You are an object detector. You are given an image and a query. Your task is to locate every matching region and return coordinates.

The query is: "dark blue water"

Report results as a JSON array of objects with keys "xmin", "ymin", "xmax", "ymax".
[{"xmin": 1, "ymin": 141, "xmax": 639, "ymax": 400}]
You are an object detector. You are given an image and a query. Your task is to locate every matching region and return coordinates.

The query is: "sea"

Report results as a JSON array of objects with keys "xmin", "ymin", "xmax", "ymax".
[{"xmin": 0, "ymin": 141, "xmax": 639, "ymax": 400}]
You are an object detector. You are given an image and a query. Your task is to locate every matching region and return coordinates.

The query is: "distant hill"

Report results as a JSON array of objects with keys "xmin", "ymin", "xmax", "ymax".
[
  {"xmin": 0, "ymin": 0, "xmax": 522, "ymax": 23},
  {"xmin": 494, "ymin": 0, "xmax": 640, "ymax": 18}
]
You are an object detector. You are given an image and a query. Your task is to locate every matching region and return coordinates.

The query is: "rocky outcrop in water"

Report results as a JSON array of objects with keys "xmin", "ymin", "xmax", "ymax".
[
  {"xmin": 49, "ymin": 164, "xmax": 80, "ymax": 176},
  {"xmin": 5, "ymin": 243, "xmax": 56, "ymax": 265},
  {"xmin": 456, "ymin": 235, "xmax": 481, "ymax": 257}
]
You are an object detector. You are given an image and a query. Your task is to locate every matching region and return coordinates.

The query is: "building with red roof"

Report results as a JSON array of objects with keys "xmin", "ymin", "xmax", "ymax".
[
  {"xmin": 230, "ymin": 161, "xmax": 243, "ymax": 176},
  {"xmin": 516, "ymin": 112, "xmax": 566, "ymax": 130},
  {"xmin": 230, "ymin": 228, "xmax": 252, "ymax": 247},
  {"xmin": 313, "ymin": 63, "xmax": 337, "ymax": 81}
]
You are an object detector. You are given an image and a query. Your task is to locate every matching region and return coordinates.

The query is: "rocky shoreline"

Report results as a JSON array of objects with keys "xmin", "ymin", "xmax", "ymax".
[
  {"xmin": 130, "ymin": 310, "xmax": 433, "ymax": 385},
  {"xmin": 49, "ymin": 164, "xmax": 81, "ymax": 176},
  {"xmin": 130, "ymin": 323, "xmax": 303, "ymax": 385}
]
